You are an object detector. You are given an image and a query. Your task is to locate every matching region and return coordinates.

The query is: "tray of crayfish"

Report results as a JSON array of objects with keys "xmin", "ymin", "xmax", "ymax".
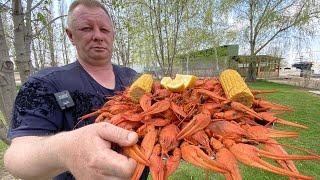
[{"xmin": 79, "ymin": 70, "xmax": 320, "ymax": 180}]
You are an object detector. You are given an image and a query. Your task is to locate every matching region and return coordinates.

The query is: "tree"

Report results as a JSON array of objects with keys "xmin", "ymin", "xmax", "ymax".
[
  {"xmin": 108, "ymin": 1, "xmax": 133, "ymax": 66},
  {"xmin": 0, "ymin": 0, "xmax": 65, "ymax": 144},
  {"xmin": 222, "ymin": 0, "xmax": 320, "ymax": 81},
  {"xmin": 114, "ymin": 0, "xmax": 189, "ymax": 76},
  {"xmin": 12, "ymin": 0, "xmax": 33, "ymax": 84},
  {"xmin": 0, "ymin": 4, "xmax": 16, "ymax": 144},
  {"xmin": 44, "ymin": 1, "xmax": 56, "ymax": 67},
  {"xmin": 149, "ymin": 0, "xmax": 188, "ymax": 76},
  {"xmin": 59, "ymin": 0, "xmax": 69, "ymax": 65}
]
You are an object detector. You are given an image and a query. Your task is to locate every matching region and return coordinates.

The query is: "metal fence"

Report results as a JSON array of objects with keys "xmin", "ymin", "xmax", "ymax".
[{"xmin": 144, "ymin": 55, "xmax": 280, "ymax": 79}]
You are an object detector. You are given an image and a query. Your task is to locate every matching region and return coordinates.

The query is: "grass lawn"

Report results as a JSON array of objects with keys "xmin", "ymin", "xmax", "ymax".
[
  {"xmin": 0, "ymin": 141, "xmax": 6, "ymax": 168},
  {"xmin": 170, "ymin": 81, "xmax": 320, "ymax": 180},
  {"xmin": 0, "ymin": 81, "xmax": 319, "ymax": 179},
  {"xmin": 0, "ymin": 112, "xmax": 8, "ymax": 173}
]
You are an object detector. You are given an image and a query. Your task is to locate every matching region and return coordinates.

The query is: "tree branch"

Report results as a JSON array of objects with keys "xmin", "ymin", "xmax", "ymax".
[
  {"xmin": 254, "ymin": 0, "xmax": 271, "ymax": 32},
  {"xmin": 32, "ymin": 14, "xmax": 67, "ymax": 38},
  {"xmin": 255, "ymin": 1, "xmax": 307, "ymax": 54},
  {"xmin": 0, "ymin": 0, "xmax": 10, "ymax": 11},
  {"xmin": 24, "ymin": 0, "xmax": 45, "ymax": 15},
  {"xmin": 255, "ymin": 25, "xmax": 293, "ymax": 55}
]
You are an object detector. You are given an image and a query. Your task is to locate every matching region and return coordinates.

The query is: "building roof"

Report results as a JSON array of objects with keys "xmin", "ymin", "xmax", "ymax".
[{"xmin": 235, "ymin": 55, "xmax": 283, "ymax": 63}]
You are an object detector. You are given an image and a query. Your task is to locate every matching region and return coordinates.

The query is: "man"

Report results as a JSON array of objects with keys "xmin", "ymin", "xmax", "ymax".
[{"xmin": 4, "ymin": 0, "xmax": 149, "ymax": 179}]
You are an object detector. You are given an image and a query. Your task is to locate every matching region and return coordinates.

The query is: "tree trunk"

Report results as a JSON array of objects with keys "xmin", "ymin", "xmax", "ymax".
[
  {"xmin": 247, "ymin": 0, "xmax": 256, "ymax": 82},
  {"xmin": 59, "ymin": 0, "xmax": 69, "ymax": 65},
  {"xmin": 0, "ymin": 11, "xmax": 17, "ymax": 144},
  {"xmin": 38, "ymin": 37, "xmax": 46, "ymax": 69},
  {"xmin": 32, "ymin": 39, "xmax": 39, "ymax": 71},
  {"xmin": 25, "ymin": 0, "xmax": 34, "ymax": 74},
  {"xmin": 12, "ymin": 0, "xmax": 32, "ymax": 84},
  {"xmin": 47, "ymin": 18, "xmax": 56, "ymax": 66},
  {"xmin": 247, "ymin": 59, "xmax": 257, "ymax": 81}
]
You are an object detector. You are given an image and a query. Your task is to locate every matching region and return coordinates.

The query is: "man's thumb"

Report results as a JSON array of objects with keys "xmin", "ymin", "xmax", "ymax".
[{"xmin": 97, "ymin": 122, "xmax": 138, "ymax": 146}]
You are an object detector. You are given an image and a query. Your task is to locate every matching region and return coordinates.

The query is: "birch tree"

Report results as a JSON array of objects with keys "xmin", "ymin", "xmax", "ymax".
[
  {"xmin": 124, "ymin": 0, "xmax": 189, "ymax": 76},
  {"xmin": 0, "ymin": 5, "xmax": 16, "ymax": 144},
  {"xmin": 59, "ymin": 0, "xmax": 69, "ymax": 65},
  {"xmin": 109, "ymin": 2, "xmax": 132, "ymax": 66},
  {"xmin": 12, "ymin": 0, "xmax": 32, "ymax": 83}
]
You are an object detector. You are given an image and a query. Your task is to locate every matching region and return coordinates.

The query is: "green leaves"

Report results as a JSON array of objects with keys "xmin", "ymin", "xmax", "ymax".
[{"xmin": 37, "ymin": 12, "xmax": 47, "ymax": 25}]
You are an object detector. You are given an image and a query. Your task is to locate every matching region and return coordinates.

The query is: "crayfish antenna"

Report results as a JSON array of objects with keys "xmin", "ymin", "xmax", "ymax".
[
  {"xmin": 264, "ymin": 139, "xmax": 301, "ymax": 178},
  {"xmin": 253, "ymin": 99, "xmax": 294, "ymax": 112},
  {"xmin": 131, "ymin": 164, "xmax": 146, "ymax": 180},
  {"xmin": 123, "ymin": 144, "xmax": 150, "ymax": 166},
  {"xmin": 229, "ymin": 101, "xmax": 263, "ymax": 120},
  {"xmin": 196, "ymin": 89, "xmax": 227, "ymax": 101},
  {"xmin": 259, "ymin": 112, "xmax": 308, "ymax": 129},
  {"xmin": 165, "ymin": 148, "xmax": 181, "ymax": 178},
  {"xmin": 177, "ymin": 113, "xmax": 211, "ymax": 140},
  {"xmin": 181, "ymin": 142, "xmax": 228, "ymax": 174},
  {"xmin": 141, "ymin": 99, "xmax": 171, "ymax": 116},
  {"xmin": 258, "ymin": 149, "xmax": 320, "ymax": 160},
  {"xmin": 210, "ymin": 138, "xmax": 242, "ymax": 180},
  {"xmin": 228, "ymin": 143, "xmax": 315, "ymax": 180},
  {"xmin": 131, "ymin": 126, "xmax": 158, "ymax": 180},
  {"xmin": 251, "ymin": 89, "xmax": 277, "ymax": 95},
  {"xmin": 255, "ymin": 158, "xmax": 314, "ymax": 180},
  {"xmin": 170, "ymin": 101, "xmax": 187, "ymax": 118},
  {"xmin": 266, "ymin": 128, "xmax": 299, "ymax": 138},
  {"xmin": 149, "ymin": 144, "xmax": 165, "ymax": 180}
]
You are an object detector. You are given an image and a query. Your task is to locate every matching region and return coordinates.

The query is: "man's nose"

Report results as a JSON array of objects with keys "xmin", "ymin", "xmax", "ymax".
[{"xmin": 92, "ymin": 28, "xmax": 104, "ymax": 42}]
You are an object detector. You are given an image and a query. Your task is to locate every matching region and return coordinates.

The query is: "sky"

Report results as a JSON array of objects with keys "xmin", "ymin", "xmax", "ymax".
[
  {"xmin": 63, "ymin": 0, "xmax": 320, "ymax": 67},
  {"xmin": 287, "ymin": 36, "xmax": 320, "ymax": 65}
]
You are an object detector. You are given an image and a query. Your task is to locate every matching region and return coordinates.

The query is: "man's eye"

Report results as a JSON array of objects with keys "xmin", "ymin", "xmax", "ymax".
[
  {"xmin": 81, "ymin": 27, "xmax": 92, "ymax": 31},
  {"xmin": 101, "ymin": 29, "xmax": 110, "ymax": 33}
]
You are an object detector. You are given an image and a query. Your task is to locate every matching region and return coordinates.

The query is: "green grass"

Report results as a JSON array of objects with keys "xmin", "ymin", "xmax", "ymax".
[
  {"xmin": 0, "ymin": 141, "xmax": 7, "ymax": 168},
  {"xmin": 169, "ymin": 81, "xmax": 320, "ymax": 180},
  {"xmin": 0, "ymin": 112, "xmax": 7, "ymax": 169}
]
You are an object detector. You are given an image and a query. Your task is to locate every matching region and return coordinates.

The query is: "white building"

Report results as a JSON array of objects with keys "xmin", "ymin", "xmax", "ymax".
[
  {"xmin": 279, "ymin": 66, "xmax": 300, "ymax": 77},
  {"xmin": 312, "ymin": 61, "xmax": 320, "ymax": 74}
]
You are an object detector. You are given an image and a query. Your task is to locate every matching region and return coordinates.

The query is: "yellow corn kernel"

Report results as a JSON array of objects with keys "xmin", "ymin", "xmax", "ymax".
[
  {"xmin": 219, "ymin": 69, "xmax": 253, "ymax": 107},
  {"xmin": 129, "ymin": 74, "xmax": 154, "ymax": 102}
]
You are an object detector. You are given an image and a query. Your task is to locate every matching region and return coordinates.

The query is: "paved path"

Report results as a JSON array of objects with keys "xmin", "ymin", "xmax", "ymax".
[
  {"xmin": 308, "ymin": 90, "xmax": 320, "ymax": 96},
  {"xmin": 267, "ymin": 77, "xmax": 320, "ymax": 90}
]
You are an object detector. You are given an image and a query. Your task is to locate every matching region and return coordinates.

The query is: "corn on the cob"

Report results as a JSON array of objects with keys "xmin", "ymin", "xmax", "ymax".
[
  {"xmin": 219, "ymin": 69, "xmax": 254, "ymax": 107},
  {"xmin": 129, "ymin": 74, "xmax": 154, "ymax": 102}
]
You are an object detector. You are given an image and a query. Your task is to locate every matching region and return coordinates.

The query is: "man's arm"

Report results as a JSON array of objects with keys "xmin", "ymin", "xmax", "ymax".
[
  {"xmin": 4, "ymin": 122, "xmax": 139, "ymax": 180},
  {"xmin": 4, "ymin": 134, "xmax": 68, "ymax": 179}
]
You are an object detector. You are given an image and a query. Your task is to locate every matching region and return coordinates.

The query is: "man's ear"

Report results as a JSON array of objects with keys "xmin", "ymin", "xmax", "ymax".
[{"xmin": 66, "ymin": 28, "xmax": 75, "ymax": 45}]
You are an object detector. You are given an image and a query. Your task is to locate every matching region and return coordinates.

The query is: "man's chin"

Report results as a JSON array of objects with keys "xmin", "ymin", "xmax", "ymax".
[
  {"xmin": 87, "ymin": 55, "xmax": 111, "ymax": 64},
  {"xmin": 89, "ymin": 53, "xmax": 110, "ymax": 59}
]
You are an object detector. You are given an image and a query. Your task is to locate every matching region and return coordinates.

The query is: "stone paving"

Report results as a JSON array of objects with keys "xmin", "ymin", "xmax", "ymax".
[
  {"xmin": 267, "ymin": 77, "xmax": 320, "ymax": 90},
  {"xmin": 308, "ymin": 90, "xmax": 320, "ymax": 96}
]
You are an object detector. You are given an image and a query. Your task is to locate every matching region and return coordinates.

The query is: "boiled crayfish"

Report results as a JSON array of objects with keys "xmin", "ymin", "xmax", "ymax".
[{"xmin": 78, "ymin": 78, "xmax": 319, "ymax": 180}]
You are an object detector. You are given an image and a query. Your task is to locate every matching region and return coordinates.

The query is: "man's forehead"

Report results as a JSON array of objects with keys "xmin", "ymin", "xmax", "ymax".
[{"xmin": 72, "ymin": 5, "xmax": 111, "ymax": 23}]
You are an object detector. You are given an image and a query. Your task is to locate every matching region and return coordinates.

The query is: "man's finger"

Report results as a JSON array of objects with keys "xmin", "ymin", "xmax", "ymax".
[
  {"xmin": 90, "ymin": 148, "xmax": 137, "ymax": 178},
  {"xmin": 97, "ymin": 122, "xmax": 138, "ymax": 146}
]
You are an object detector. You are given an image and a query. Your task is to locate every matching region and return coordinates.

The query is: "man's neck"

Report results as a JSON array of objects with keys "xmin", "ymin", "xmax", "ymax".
[
  {"xmin": 78, "ymin": 59, "xmax": 116, "ymax": 89},
  {"xmin": 78, "ymin": 59, "xmax": 113, "ymax": 72}
]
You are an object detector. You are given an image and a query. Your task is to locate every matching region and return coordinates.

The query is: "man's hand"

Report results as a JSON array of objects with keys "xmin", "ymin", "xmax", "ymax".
[
  {"xmin": 63, "ymin": 122, "xmax": 138, "ymax": 180},
  {"xmin": 4, "ymin": 122, "xmax": 139, "ymax": 180}
]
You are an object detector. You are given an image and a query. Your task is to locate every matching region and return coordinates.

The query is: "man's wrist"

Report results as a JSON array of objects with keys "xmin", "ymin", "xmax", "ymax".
[{"xmin": 47, "ymin": 131, "xmax": 73, "ymax": 174}]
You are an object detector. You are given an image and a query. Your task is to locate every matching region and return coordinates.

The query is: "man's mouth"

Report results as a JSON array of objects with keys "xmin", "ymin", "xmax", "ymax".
[{"xmin": 92, "ymin": 47, "xmax": 106, "ymax": 50}]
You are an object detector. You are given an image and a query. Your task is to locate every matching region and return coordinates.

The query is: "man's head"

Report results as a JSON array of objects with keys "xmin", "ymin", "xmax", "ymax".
[{"xmin": 66, "ymin": 0, "xmax": 114, "ymax": 66}]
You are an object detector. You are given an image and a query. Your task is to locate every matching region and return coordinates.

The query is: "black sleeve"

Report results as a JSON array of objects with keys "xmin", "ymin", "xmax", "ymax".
[{"xmin": 8, "ymin": 77, "xmax": 64, "ymax": 139}]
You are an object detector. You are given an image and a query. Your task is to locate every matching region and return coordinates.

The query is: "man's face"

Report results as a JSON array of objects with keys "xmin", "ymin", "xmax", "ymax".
[{"xmin": 66, "ymin": 5, "xmax": 114, "ymax": 65}]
